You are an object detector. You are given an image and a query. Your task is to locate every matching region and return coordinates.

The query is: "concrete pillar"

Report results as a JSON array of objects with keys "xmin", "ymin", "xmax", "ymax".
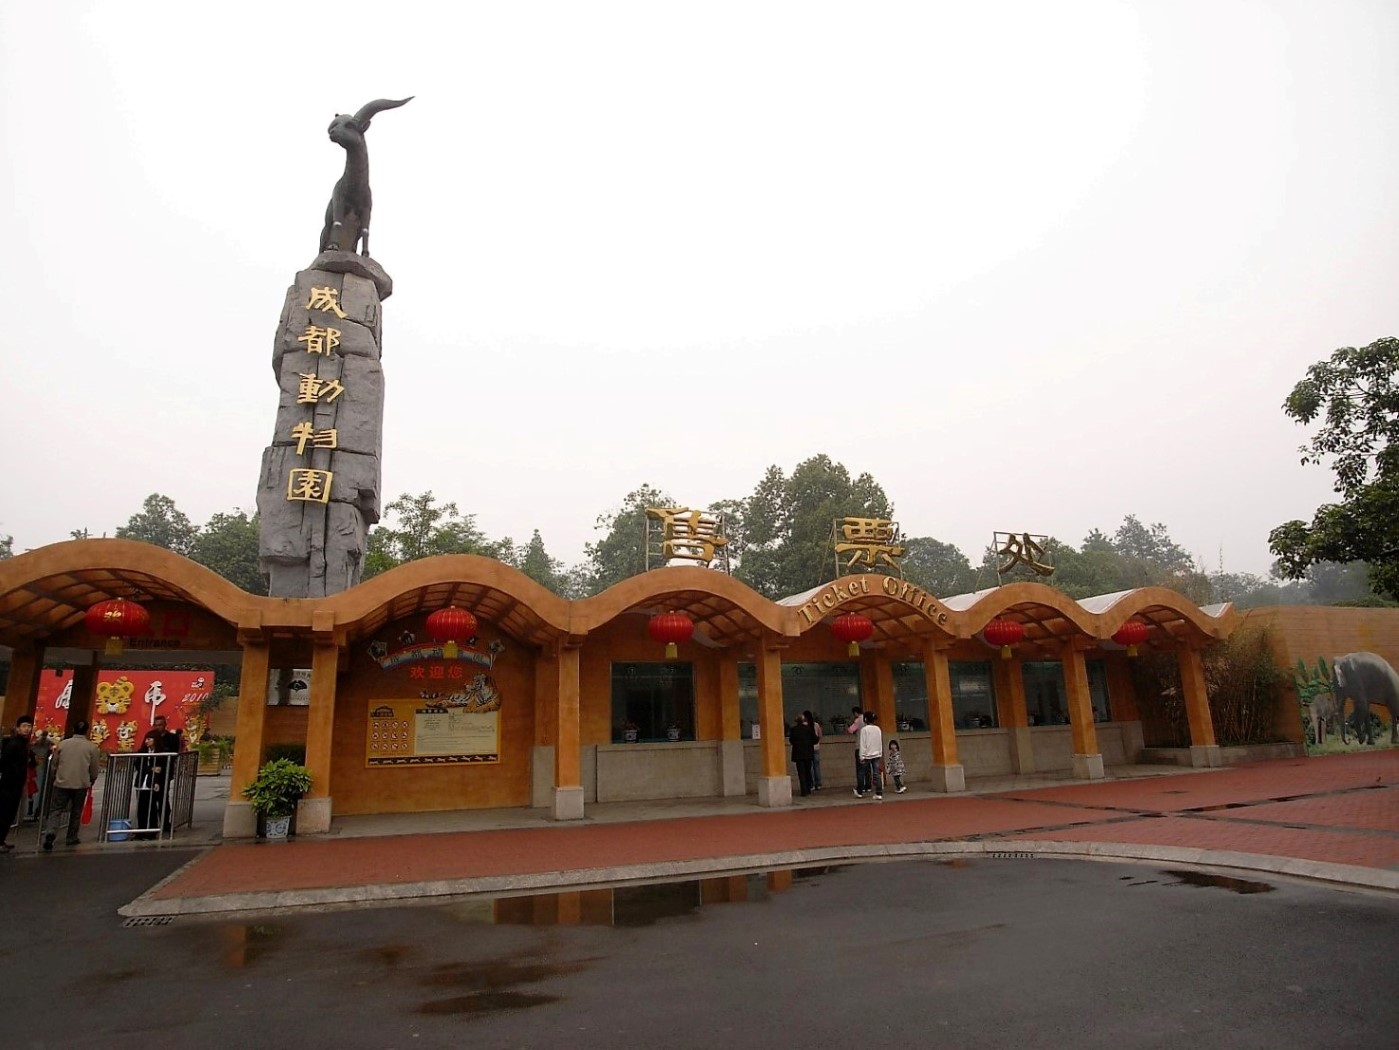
[
  {"xmin": 552, "ymin": 642, "xmax": 585, "ymax": 820},
  {"xmin": 2, "ymin": 642, "xmax": 45, "ymax": 728},
  {"xmin": 1178, "ymin": 646, "xmax": 1222, "ymax": 768},
  {"xmin": 297, "ymin": 637, "xmax": 339, "ymax": 833},
  {"xmin": 921, "ymin": 639, "xmax": 964, "ymax": 792},
  {"xmin": 224, "ymin": 638, "xmax": 271, "ymax": 838},
  {"xmin": 1062, "ymin": 642, "xmax": 1104, "ymax": 779},
  {"xmin": 993, "ymin": 656, "xmax": 1034, "ymax": 774},
  {"xmin": 755, "ymin": 640, "xmax": 791, "ymax": 807},
  {"xmin": 718, "ymin": 655, "xmax": 745, "ymax": 796}
]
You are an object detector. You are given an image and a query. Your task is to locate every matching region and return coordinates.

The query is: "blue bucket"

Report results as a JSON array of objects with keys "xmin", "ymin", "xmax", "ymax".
[{"xmin": 108, "ymin": 818, "xmax": 132, "ymax": 843}]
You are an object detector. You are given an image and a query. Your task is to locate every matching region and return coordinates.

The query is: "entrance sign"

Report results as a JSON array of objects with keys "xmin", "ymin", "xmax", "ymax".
[
  {"xmin": 793, "ymin": 574, "xmax": 949, "ymax": 627},
  {"xmin": 831, "ymin": 517, "xmax": 905, "ymax": 575},
  {"xmin": 645, "ymin": 507, "xmax": 730, "ymax": 571}
]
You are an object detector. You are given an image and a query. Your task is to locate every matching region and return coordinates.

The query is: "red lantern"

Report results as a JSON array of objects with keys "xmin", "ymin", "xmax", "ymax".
[
  {"xmin": 1112, "ymin": 618, "xmax": 1149, "ymax": 657},
  {"xmin": 982, "ymin": 617, "xmax": 1024, "ymax": 659},
  {"xmin": 84, "ymin": 598, "xmax": 151, "ymax": 656},
  {"xmin": 647, "ymin": 611, "xmax": 694, "ymax": 659},
  {"xmin": 427, "ymin": 605, "xmax": 478, "ymax": 659},
  {"xmin": 830, "ymin": 612, "xmax": 874, "ymax": 657}
]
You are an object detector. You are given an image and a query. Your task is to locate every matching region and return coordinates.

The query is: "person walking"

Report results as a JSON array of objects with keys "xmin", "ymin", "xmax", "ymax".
[
  {"xmin": 42, "ymin": 722, "xmax": 103, "ymax": 851},
  {"xmin": 0, "ymin": 716, "xmax": 34, "ymax": 851},
  {"xmin": 789, "ymin": 714, "xmax": 817, "ymax": 798},
  {"xmin": 846, "ymin": 707, "xmax": 867, "ymax": 796},
  {"xmin": 886, "ymin": 738, "xmax": 907, "ymax": 793},
  {"xmin": 804, "ymin": 710, "xmax": 824, "ymax": 791},
  {"xmin": 856, "ymin": 712, "xmax": 884, "ymax": 800}
]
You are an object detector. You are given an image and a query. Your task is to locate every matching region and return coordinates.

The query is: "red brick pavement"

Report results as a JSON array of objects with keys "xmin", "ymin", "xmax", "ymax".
[{"xmin": 151, "ymin": 750, "xmax": 1399, "ymax": 903}]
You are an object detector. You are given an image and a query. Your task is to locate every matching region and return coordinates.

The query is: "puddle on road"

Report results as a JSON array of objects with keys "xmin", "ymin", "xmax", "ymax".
[
  {"xmin": 220, "ymin": 923, "xmax": 283, "ymax": 968},
  {"xmin": 436, "ymin": 866, "xmax": 846, "ymax": 928},
  {"xmin": 418, "ymin": 990, "xmax": 559, "ymax": 1016},
  {"xmin": 1163, "ymin": 869, "xmax": 1275, "ymax": 894}
]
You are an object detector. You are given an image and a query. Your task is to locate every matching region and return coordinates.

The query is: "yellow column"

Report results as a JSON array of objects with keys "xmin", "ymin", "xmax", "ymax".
[
  {"xmin": 552, "ymin": 641, "xmax": 585, "ymax": 819},
  {"xmin": 1106, "ymin": 654, "xmax": 1145, "ymax": 763},
  {"xmin": 229, "ymin": 640, "xmax": 271, "ymax": 796},
  {"xmin": 224, "ymin": 638, "xmax": 271, "ymax": 839},
  {"xmin": 754, "ymin": 639, "xmax": 791, "ymax": 807},
  {"xmin": 297, "ymin": 637, "xmax": 339, "ymax": 833},
  {"xmin": 992, "ymin": 656, "xmax": 1034, "ymax": 774},
  {"xmin": 1177, "ymin": 645, "xmax": 1221, "ymax": 767},
  {"xmin": 1062, "ymin": 642, "xmax": 1104, "ymax": 779},
  {"xmin": 861, "ymin": 649, "xmax": 896, "ymax": 730},
  {"xmin": 920, "ymin": 639, "xmax": 964, "ymax": 791},
  {"xmin": 1, "ymin": 642, "xmax": 44, "ymax": 728}
]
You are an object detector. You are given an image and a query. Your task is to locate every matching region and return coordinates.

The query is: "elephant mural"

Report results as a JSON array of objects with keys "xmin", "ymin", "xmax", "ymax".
[{"xmin": 1332, "ymin": 652, "xmax": 1399, "ymax": 746}]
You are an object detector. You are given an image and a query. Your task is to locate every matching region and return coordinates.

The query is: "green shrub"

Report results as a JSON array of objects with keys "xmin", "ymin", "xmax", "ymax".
[{"xmin": 241, "ymin": 758, "xmax": 312, "ymax": 819}]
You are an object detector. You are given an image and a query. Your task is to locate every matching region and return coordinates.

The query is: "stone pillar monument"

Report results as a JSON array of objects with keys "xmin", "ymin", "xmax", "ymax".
[
  {"xmin": 256, "ymin": 96, "xmax": 411, "ymax": 598},
  {"xmin": 256, "ymin": 252, "xmax": 389, "ymax": 597}
]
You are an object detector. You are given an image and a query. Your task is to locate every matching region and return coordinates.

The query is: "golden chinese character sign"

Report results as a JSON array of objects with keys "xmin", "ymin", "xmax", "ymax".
[
  {"xmin": 994, "ymin": 531, "xmax": 1055, "ymax": 581},
  {"xmin": 831, "ymin": 517, "xmax": 905, "ymax": 576},
  {"xmin": 645, "ymin": 507, "xmax": 730, "ymax": 571}
]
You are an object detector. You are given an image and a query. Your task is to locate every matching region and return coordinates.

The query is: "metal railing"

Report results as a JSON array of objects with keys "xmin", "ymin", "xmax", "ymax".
[{"xmin": 95, "ymin": 751, "xmax": 198, "ymax": 843}]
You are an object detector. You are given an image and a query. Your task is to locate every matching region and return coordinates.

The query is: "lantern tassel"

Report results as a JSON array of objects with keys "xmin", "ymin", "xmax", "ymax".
[
  {"xmin": 105, "ymin": 638, "xmax": 123, "ymax": 656},
  {"xmin": 665, "ymin": 642, "xmax": 678, "ymax": 660},
  {"xmin": 848, "ymin": 641, "xmax": 859, "ymax": 658},
  {"xmin": 443, "ymin": 640, "xmax": 459, "ymax": 660},
  {"xmin": 1127, "ymin": 644, "xmax": 1138, "ymax": 658},
  {"xmin": 1000, "ymin": 645, "xmax": 1012, "ymax": 660}
]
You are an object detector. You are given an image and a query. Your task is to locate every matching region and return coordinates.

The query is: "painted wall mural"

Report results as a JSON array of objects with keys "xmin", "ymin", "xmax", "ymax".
[
  {"xmin": 363, "ymin": 629, "xmax": 505, "ymax": 766},
  {"xmin": 34, "ymin": 669, "xmax": 215, "ymax": 752},
  {"xmin": 1294, "ymin": 651, "xmax": 1399, "ymax": 752}
]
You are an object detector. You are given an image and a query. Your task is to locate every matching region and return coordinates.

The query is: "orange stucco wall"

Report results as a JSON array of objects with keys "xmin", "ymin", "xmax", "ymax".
[{"xmin": 327, "ymin": 613, "xmax": 536, "ymax": 815}]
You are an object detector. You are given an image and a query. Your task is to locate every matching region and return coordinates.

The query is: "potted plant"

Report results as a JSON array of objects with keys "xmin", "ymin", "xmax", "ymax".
[
  {"xmin": 241, "ymin": 758, "xmax": 312, "ymax": 841},
  {"xmin": 195, "ymin": 739, "xmax": 222, "ymax": 775},
  {"xmin": 666, "ymin": 721, "xmax": 682, "ymax": 742},
  {"xmin": 622, "ymin": 720, "xmax": 640, "ymax": 743}
]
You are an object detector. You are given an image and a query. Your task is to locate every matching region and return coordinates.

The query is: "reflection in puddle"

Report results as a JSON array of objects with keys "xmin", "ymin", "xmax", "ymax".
[
  {"xmin": 1164, "ymin": 869, "xmax": 1275, "ymax": 894},
  {"xmin": 221, "ymin": 924, "xmax": 282, "ymax": 968},
  {"xmin": 418, "ymin": 991, "xmax": 559, "ymax": 1016},
  {"xmin": 441, "ymin": 867, "xmax": 842, "ymax": 929}
]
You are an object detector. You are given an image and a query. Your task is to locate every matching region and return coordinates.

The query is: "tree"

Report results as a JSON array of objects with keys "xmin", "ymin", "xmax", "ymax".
[
  {"xmin": 736, "ymin": 455, "xmax": 894, "ymax": 598},
  {"xmin": 116, "ymin": 493, "xmax": 197, "ymax": 555},
  {"xmin": 190, "ymin": 510, "xmax": 267, "ymax": 594},
  {"xmin": 1270, "ymin": 337, "xmax": 1399, "ymax": 599},
  {"xmin": 0, "ymin": 534, "xmax": 11, "ymax": 559},
  {"xmin": 580, "ymin": 484, "xmax": 675, "ymax": 594},
  {"xmin": 518, "ymin": 529, "xmax": 568, "ymax": 593},
  {"xmin": 362, "ymin": 491, "xmax": 496, "ymax": 579},
  {"xmin": 899, "ymin": 536, "xmax": 978, "ymax": 597}
]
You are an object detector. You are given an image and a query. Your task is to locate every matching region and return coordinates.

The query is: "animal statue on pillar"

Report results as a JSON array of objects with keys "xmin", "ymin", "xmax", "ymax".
[{"xmin": 320, "ymin": 97, "xmax": 413, "ymax": 257}]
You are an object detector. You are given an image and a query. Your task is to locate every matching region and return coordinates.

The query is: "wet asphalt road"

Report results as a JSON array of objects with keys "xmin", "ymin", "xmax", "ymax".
[{"xmin": 2, "ymin": 849, "xmax": 1396, "ymax": 1050}]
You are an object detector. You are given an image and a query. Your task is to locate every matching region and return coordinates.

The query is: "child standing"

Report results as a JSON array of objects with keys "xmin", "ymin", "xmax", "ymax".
[{"xmin": 886, "ymin": 739, "xmax": 907, "ymax": 793}]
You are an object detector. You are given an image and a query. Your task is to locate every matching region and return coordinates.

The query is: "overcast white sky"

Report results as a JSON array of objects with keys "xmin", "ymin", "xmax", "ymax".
[{"xmin": 2, "ymin": 1, "xmax": 1395, "ymax": 578}]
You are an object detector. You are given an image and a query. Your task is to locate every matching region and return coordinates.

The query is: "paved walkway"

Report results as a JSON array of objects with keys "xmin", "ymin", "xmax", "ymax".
[{"xmin": 122, "ymin": 750, "xmax": 1399, "ymax": 917}]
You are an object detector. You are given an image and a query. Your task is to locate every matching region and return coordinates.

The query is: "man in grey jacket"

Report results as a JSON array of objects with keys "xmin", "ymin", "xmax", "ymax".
[{"xmin": 43, "ymin": 721, "xmax": 103, "ymax": 851}]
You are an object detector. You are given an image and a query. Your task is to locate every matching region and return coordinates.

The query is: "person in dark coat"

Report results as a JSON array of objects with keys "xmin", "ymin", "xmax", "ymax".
[
  {"xmin": 789, "ymin": 714, "xmax": 817, "ymax": 798},
  {"xmin": 0, "ymin": 716, "xmax": 34, "ymax": 850},
  {"xmin": 137, "ymin": 716, "xmax": 182, "ymax": 835}
]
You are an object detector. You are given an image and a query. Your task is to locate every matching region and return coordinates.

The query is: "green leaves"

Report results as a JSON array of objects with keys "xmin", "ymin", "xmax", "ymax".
[{"xmin": 1271, "ymin": 337, "xmax": 1399, "ymax": 600}]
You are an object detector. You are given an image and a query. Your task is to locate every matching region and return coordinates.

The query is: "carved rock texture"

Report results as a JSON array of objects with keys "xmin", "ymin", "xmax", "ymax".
[{"xmin": 257, "ymin": 256, "xmax": 388, "ymax": 598}]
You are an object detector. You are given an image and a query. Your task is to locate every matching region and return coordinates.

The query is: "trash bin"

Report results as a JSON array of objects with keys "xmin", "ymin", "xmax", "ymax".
[{"xmin": 108, "ymin": 818, "xmax": 132, "ymax": 843}]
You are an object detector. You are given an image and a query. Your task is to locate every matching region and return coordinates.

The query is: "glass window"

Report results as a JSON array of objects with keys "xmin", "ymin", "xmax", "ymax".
[
  {"xmin": 1087, "ymin": 660, "xmax": 1111, "ymax": 722},
  {"xmin": 611, "ymin": 662, "xmax": 694, "ymax": 742},
  {"xmin": 737, "ymin": 662, "xmax": 862, "ymax": 738},
  {"xmin": 891, "ymin": 662, "xmax": 998, "ymax": 730},
  {"xmin": 1022, "ymin": 661, "xmax": 1067, "ymax": 726}
]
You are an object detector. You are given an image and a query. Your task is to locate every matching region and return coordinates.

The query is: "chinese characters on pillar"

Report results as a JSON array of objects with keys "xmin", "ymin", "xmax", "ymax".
[
  {"xmin": 284, "ymin": 286, "xmax": 347, "ymax": 505},
  {"xmin": 644, "ymin": 507, "xmax": 730, "ymax": 572},
  {"xmin": 831, "ymin": 517, "xmax": 905, "ymax": 576},
  {"xmin": 994, "ymin": 531, "xmax": 1054, "ymax": 582}
]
